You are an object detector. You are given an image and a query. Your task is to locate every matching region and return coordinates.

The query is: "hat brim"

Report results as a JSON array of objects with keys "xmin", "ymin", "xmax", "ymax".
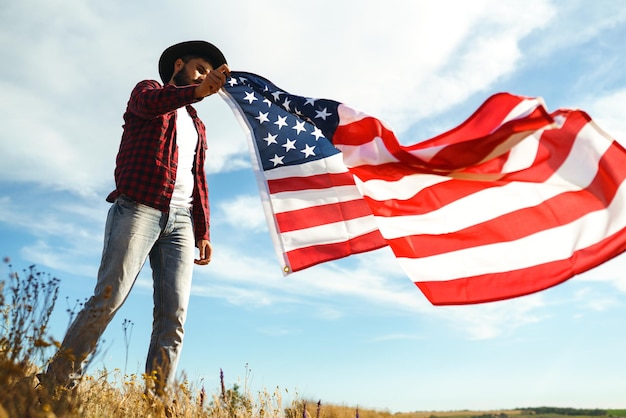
[{"xmin": 158, "ymin": 41, "xmax": 227, "ymax": 84}]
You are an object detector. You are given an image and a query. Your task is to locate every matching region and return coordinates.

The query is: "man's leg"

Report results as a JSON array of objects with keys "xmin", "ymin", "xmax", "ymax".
[
  {"xmin": 46, "ymin": 196, "xmax": 163, "ymax": 386},
  {"xmin": 145, "ymin": 206, "xmax": 195, "ymax": 390}
]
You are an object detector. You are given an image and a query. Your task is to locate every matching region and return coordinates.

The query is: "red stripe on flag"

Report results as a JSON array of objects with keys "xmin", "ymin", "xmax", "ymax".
[
  {"xmin": 354, "ymin": 110, "xmax": 580, "ymax": 218},
  {"xmin": 267, "ymin": 171, "xmax": 356, "ymax": 194},
  {"xmin": 388, "ymin": 184, "xmax": 615, "ymax": 258},
  {"xmin": 426, "ymin": 107, "xmax": 551, "ymax": 169},
  {"xmin": 275, "ymin": 199, "xmax": 376, "ymax": 232},
  {"xmin": 363, "ymin": 180, "xmax": 497, "ymax": 217},
  {"xmin": 286, "ymin": 229, "xmax": 387, "ymax": 272},
  {"xmin": 416, "ymin": 226, "xmax": 626, "ymax": 305},
  {"xmin": 414, "ymin": 93, "xmax": 534, "ymax": 148},
  {"xmin": 375, "ymin": 113, "xmax": 626, "ymax": 258},
  {"xmin": 334, "ymin": 93, "xmax": 626, "ymax": 305},
  {"xmin": 335, "ymin": 94, "xmax": 553, "ymax": 171}
]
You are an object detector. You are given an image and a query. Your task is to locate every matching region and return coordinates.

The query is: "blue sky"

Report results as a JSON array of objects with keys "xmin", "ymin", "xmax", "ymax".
[{"xmin": 2, "ymin": 0, "xmax": 626, "ymax": 412}]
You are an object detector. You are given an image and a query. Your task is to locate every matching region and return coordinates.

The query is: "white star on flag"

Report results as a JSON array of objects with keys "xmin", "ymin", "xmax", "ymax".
[{"xmin": 300, "ymin": 144, "xmax": 316, "ymax": 157}]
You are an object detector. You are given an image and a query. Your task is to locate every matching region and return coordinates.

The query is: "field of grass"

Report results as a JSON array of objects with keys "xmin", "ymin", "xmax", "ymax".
[{"xmin": 1, "ymin": 261, "xmax": 624, "ymax": 417}]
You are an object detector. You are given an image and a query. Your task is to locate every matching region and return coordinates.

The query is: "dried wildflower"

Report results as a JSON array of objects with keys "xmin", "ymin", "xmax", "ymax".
[
  {"xmin": 220, "ymin": 368, "xmax": 226, "ymax": 403},
  {"xmin": 199, "ymin": 385, "xmax": 206, "ymax": 408}
]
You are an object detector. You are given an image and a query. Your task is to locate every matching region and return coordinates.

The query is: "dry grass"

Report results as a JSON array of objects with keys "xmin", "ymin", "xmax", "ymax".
[
  {"xmin": 3, "ymin": 261, "xmax": 618, "ymax": 417},
  {"xmin": 0, "ymin": 260, "xmax": 392, "ymax": 417}
]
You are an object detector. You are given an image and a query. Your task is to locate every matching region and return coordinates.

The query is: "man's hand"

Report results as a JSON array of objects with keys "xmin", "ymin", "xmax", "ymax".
[
  {"xmin": 194, "ymin": 64, "xmax": 230, "ymax": 99},
  {"xmin": 195, "ymin": 240, "xmax": 213, "ymax": 265}
]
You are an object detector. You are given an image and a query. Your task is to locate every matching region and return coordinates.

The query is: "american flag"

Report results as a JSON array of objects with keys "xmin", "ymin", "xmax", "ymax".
[
  {"xmin": 221, "ymin": 72, "xmax": 626, "ymax": 305},
  {"xmin": 220, "ymin": 72, "xmax": 387, "ymax": 273}
]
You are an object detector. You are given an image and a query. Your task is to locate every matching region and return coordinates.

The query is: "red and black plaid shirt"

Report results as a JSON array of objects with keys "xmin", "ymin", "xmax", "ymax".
[{"xmin": 106, "ymin": 80, "xmax": 210, "ymax": 242}]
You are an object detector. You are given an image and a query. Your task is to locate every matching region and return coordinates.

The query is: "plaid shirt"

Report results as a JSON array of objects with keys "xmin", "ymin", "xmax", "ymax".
[{"xmin": 106, "ymin": 80, "xmax": 210, "ymax": 242}]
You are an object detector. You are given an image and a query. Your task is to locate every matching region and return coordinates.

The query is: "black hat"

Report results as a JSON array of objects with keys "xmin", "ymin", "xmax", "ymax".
[{"xmin": 158, "ymin": 40, "xmax": 227, "ymax": 83}]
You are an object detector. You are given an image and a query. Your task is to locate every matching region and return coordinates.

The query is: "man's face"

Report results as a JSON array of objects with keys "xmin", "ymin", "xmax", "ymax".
[{"xmin": 172, "ymin": 57, "xmax": 213, "ymax": 86}]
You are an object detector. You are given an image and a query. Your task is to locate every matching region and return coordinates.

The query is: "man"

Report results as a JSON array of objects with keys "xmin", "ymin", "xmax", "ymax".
[{"xmin": 45, "ymin": 41, "xmax": 230, "ymax": 392}]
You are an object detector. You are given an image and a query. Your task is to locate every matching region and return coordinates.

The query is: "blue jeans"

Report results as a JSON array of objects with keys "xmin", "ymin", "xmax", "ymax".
[{"xmin": 47, "ymin": 196, "xmax": 195, "ymax": 388}]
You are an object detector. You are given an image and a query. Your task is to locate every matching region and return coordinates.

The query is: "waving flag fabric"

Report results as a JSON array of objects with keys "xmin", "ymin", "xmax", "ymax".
[
  {"xmin": 220, "ymin": 72, "xmax": 387, "ymax": 273},
  {"xmin": 221, "ymin": 71, "xmax": 626, "ymax": 305}
]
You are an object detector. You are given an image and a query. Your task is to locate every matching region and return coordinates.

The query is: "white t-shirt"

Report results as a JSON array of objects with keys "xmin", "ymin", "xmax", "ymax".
[{"xmin": 170, "ymin": 107, "xmax": 198, "ymax": 208}]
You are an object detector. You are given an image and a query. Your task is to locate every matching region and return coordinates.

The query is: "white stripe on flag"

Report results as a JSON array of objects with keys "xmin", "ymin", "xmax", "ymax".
[
  {"xmin": 363, "ymin": 120, "xmax": 613, "ymax": 238},
  {"xmin": 264, "ymin": 154, "xmax": 349, "ymax": 180},
  {"xmin": 280, "ymin": 215, "xmax": 381, "ymax": 252},
  {"xmin": 398, "ymin": 177, "xmax": 626, "ymax": 282},
  {"xmin": 271, "ymin": 186, "xmax": 364, "ymax": 213}
]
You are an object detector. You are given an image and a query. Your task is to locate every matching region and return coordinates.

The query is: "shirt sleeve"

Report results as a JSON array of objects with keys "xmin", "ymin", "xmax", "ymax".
[{"xmin": 127, "ymin": 80, "xmax": 201, "ymax": 119}]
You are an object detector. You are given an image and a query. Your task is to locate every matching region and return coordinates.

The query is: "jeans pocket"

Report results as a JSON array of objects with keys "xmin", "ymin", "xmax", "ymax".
[{"xmin": 115, "ymin": 195, "xmax": 137, "ymax": 213}]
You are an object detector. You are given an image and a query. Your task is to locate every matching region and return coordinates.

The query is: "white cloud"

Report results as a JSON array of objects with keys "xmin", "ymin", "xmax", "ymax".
[
  {"xmin": 587, "ymin": 88, "xmax": 626, "ymax": 146},
  {"xmin": 19, "ymin": 240, "xmax": 98, "ymax": 279},
  {"xmin": 572, "ymin": 287, "xmax": 619, "ymax": 312},
  {"xmin": 191, "ymin": 243, "xmax": 422, "ymax": 309},
  {"xmin": 523, "ymin": 0, "xmax": 626, "ymax": 58},
  {"xmin": 0, "ymin": 0, "xmax": 561, "ymax": 192},
  {"xmin": 215, "ymin": 0, "xmax": 556, "ymax": 133},
  {"xmin": 215, "ymin": 194, "xmax": 267, "ymax": 232},
  {"xmin": 192, "ymin": 241, "xmax": 555, "ymax": 339},
  {"xmin": 573, "ymin": 252, "xmax": 626, "ymax": 294},
  {"xmin": 0, "ymin": 82, "xmax": 119, "ymax": 195},
  {"xmin": 442, "ymin": 295, "xmax": 548, "ymax": 340},
  {"xmin": 390, "ymin": 0, "xmax": 555, "ymax": 130},
  {"xmin": 202, "ymin": 98, "xmax": 251, "ymax": 174},
  {"xmin": 0, "ymin": 195, "xmax": 104, "ymax": 241},
  {"xmin": 0, "ymin": 194, "xmax": 106, "ymax": 275}
]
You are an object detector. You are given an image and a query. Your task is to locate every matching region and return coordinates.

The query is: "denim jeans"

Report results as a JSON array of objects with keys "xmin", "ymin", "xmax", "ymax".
[{"xmin": 47, "ymin": 195, "xmax": 195, "ymax": 388}]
